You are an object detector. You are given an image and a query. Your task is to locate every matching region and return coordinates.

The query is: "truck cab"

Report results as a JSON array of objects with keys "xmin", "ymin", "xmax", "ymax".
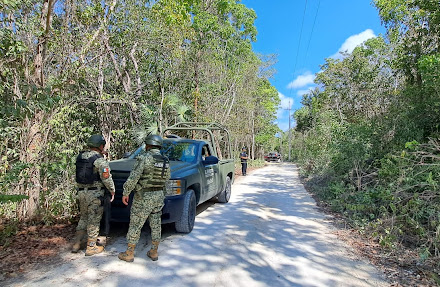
[{"xmin": 107, "ymin": 122, "xmax": 235, "ymax": 233}]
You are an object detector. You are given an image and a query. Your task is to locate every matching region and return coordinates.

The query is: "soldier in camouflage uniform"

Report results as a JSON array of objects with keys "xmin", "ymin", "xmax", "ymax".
[
  {"xmin": 118, "ymin": 134, "xmax": 171, "ymax": 263},
  {"xmin": 72, "ymin": 134, "xmax": 116, "ymax": 256}
]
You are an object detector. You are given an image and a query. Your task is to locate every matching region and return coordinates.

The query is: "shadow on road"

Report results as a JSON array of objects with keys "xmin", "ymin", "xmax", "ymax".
[
  {"xmin": 104, "ymin": 196, "xmax": 218, "ymax": 246},
  {"xmin": 4, "ymin": 163, "xmax": 387, "ymax": 287}
]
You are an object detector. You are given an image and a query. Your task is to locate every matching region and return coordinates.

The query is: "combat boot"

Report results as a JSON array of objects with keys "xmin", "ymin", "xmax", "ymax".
[
  {"xmin": 85, "ymin": 238, "xmax": 104, "ymax": 256},
  {"xmin": 118, "ymin": 243, "xmax": 136, "ymax": 262},
  {"xmin": 71, "ymin": 230, "xmax": 86, "ymax": 253},
  {"xmin": 147, "ymin": 241, "xmax": 160, "ymax": 261}
]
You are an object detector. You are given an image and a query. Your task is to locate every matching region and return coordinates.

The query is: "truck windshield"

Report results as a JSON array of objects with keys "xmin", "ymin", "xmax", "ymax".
[{"xmin": 162, "ymin": 142, "xmax": 197, "ymax": 163}]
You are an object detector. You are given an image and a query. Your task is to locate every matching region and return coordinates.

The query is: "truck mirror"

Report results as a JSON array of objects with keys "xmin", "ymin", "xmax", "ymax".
[{"xmin": 203, "ymin": 156, "xmax": 219, "ymax": 165}]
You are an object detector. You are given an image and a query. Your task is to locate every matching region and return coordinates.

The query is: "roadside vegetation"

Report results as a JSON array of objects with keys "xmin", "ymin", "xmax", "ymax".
[
  {"xmin": 0, "ymin": 0, "xmax": 281, "ymax": 227},
  {"xmin": 2, "ymin": 0, "xmax": 439, "ymax": 285},
  {"xmin": 291, "ymin": 1, "xmax": 440, "ymax": 284}
]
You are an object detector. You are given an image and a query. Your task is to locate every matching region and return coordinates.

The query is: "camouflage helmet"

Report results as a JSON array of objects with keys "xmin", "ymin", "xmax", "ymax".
[
  {"xmin": 145, "ymin": 134, "xmax": 163, "ymax": 147},
  {"xmin": 87, "ymin": 134, "xmax": 106, "ymax": 148}
]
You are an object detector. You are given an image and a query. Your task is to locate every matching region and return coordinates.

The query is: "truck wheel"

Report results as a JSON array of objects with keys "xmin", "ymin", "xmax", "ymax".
[
  {"xmin": 217, "ymin": 177, "xmax": 231, "ymax": 203},
  {"xmin": 175, "ymin": 189, "xmax": 196, "ymax": 233}
]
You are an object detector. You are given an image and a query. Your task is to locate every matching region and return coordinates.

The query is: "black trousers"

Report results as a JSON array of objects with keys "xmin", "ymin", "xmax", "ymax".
[{"xmin": 241, "ymin": 162, "xmax": 247, "ymax": 175}]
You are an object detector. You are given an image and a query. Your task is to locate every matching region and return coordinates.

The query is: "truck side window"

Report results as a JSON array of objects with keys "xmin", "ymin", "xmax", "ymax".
[{"xmin": 202, "ymin": 145, "xmax": 210, "ymax": 160}]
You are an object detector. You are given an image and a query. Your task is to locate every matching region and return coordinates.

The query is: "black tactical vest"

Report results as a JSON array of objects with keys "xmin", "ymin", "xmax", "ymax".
[{"xmin": 75, "ymin": 152, "xmax": 103, "ymax": 184}]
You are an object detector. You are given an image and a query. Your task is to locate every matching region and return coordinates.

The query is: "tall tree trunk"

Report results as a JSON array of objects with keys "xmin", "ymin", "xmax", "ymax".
[
  {"xmin": 97, "ymin": 49, "xmax": 112, "ymax": 153},
  {"xmin": 34, "ymin": 0, "xmax": 54, "ymax": 86},
  {"xmin": 129, "ymin": 43, "xmax": 142, "ymax": 99},
  {"xmin": 222, "ymin": 87, "xmax": 236, "ymax": 124},
  {"xmin": 194, "ymin": 70, "xmax": 199, "ymax": 119},
  {"xmin": 18, "ymin": 0, "xmax": 55, "ymax": 220},
  {"xmin": 159, "ymin": 86, "xmax": 165, "ymax": 135},
  {"xmin": 251, "ymin": 110, "xmax": 255, "ymax": 160},
  {"xmin": 17, "ymin": 112, "xmax": 44, "ymax": 220},
  {"xmin": 193, "ymin": 49, "xmax": 202, "ymax": 120}
]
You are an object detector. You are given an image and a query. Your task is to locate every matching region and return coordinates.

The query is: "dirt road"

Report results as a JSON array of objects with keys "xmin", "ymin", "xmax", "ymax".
[{"xmin": 5, "ymin": 163, "xmax": 388, "ymax": 287}]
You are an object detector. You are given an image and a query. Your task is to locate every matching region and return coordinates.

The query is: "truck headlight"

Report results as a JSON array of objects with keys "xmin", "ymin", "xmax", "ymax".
[{"xmin": 165, "ymin": 179, "xmax": 184, "ymax": 196}]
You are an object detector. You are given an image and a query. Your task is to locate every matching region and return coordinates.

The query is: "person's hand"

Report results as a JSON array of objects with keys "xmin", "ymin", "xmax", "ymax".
[
  {"xmin": 122, "ymin": 195, "xmax": 129, "ymax": 205},
  {"xmin": 110, "ymin": 192, "xmax": 115, "ymax": 202}
]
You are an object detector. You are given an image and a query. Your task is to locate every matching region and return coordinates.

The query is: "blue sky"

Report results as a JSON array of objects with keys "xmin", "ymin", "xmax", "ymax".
[{"xmin": 241, "ymin": 0, "xmax": 386, "ymax": 131}]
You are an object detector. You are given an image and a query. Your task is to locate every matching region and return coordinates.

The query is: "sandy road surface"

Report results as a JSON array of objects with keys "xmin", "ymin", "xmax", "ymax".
[{"xmin": 5, "ymin": 163, "xmax": 388, "ymax": 287}]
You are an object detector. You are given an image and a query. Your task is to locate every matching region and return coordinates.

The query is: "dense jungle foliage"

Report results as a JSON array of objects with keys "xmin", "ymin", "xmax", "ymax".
[
  {"xmin": 0, "ymin": 0, "xmax": 281, "ymax": 222},
  {"xmin": 292, "ymin": 0, "xmax": 440, "ymax": 261},
  {"xmin": 3, "ymin": 0, "xmax": 439, "ymax": 269}
]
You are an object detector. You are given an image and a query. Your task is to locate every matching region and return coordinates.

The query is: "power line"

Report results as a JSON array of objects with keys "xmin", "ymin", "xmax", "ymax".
[
  {"xmin": 289, "ymin": 0, "xmax": 309, "ymax": 134},
  {"xmin": 292, "ymin": 0, "xmax": 308, "ymax": 78},
  {"xmin": 305, "ymin": 0, "xmax": 321, "ymax": 62}
]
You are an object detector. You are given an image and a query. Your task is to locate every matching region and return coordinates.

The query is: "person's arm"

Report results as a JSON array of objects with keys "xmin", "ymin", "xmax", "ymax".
[
  {"xmin": 122, "ymin": 155, "xmax": 146, "ymax": 205},
  {"xmin": 95, "ymin": 158, "xmax": 116, "ymax": 202}
]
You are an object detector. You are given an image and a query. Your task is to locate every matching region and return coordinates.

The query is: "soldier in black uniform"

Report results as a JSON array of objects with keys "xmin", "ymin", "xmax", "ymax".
[
  {"xmin": 72, "ymin": 134, "xmax": 116, "ymax": 256},
  {"xmin": 240, "ymin": 147, "xmax": 248, "ymax": 176}
]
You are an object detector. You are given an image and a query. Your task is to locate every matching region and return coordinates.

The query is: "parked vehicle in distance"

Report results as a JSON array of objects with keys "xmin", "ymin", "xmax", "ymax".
[
  {"xmin": 264, "ymin": 152, "xmax": 281, "ymax": 162},
  {"xmin": 106, "ymin": 122, "xmax": 235, "ymax": 234}
]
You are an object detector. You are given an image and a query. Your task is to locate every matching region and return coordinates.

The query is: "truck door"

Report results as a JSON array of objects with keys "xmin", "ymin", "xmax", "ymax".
[{"xmin": 201, "ymin": 144, "xmax": 219, "ymax": 200}]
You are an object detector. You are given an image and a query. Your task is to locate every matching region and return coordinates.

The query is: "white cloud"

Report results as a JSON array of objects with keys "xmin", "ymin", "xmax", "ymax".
[
  {"xmin": 287, "ymin": 72, "xmax": 315, "ymax": 89},
  {"xmin": 278, "ymin": 92, "xmax": 294, "ymax": 110},
  {"xmin": 278, "ymin": 121, "xmax": 290, "ymax": 132},
  {"xmin": 331, "ymin": 29, "xmax": 376, "ymax": 59},
  {"xmin": 297, "ymin": 88, "xmax": 313, "ymax": 97}
]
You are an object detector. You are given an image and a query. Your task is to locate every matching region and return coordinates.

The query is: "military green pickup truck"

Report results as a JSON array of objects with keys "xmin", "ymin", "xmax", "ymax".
[{"xmin": 107, "ymin": 122, "xmax": 235, "ymax": 233}]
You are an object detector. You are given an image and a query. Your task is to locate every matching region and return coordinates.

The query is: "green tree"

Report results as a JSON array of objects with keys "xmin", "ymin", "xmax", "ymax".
[{"xmin": 0, "ymin": 0, "xmax": 280, "ymax": 221}]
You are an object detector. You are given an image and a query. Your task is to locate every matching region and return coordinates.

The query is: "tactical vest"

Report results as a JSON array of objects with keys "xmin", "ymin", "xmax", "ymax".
[
  {"xmin": 75, "ymin": 152, "xmax": 102, "ymax": 184},
  {"xmin": 140, "ymin": 154, "xmax": 170, "ymax": 190}
]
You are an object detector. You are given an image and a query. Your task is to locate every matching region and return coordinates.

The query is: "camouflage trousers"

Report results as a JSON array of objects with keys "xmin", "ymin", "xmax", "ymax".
[
  {"xmin": 126, "ymin": 190, "xmax": 164, "ymax": 245},
  {"xmin": 76, "ymin": 189, "xmax": 104, "ymax": 239}
]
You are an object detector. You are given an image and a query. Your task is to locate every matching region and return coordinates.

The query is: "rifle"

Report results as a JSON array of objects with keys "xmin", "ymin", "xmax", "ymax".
[{"xmin": 100, "ymin": 189, "xmax": 112, "ymax": 236}]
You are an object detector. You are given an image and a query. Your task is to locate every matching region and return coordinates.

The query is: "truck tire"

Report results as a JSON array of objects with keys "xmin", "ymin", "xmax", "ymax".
[
  {"xmin": 217, "ymin": 177, "xmax": 231, "ymax": 203},
  {"xmin": 175, "ymin": 189, "xmax": 196, "ymax": 233}
]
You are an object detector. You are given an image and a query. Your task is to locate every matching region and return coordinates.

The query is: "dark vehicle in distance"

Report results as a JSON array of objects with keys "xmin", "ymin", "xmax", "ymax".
[
  {"xmin": 264, "ymin": 152, "xmax": 281, "ymax": 162},
  {"xmin": 107, "ymin": 123, "xmax": 235, "ymax": 234}
]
